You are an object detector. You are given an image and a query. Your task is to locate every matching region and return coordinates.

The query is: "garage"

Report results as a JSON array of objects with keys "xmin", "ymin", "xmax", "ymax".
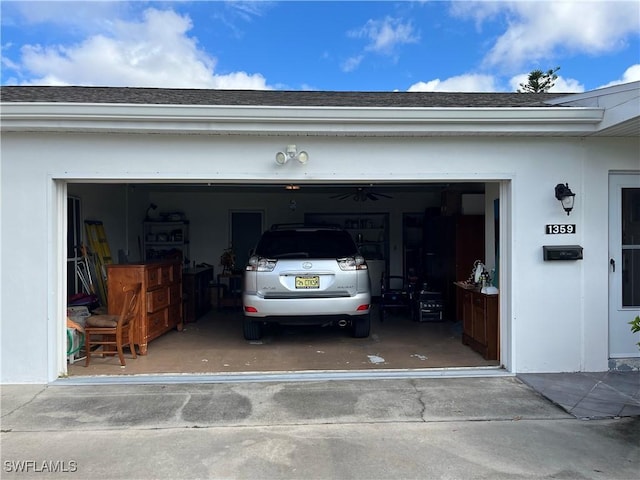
[
  {"xmin": 2, "ymin": 83, "xmax": 638, "ymax": 384},
  {"xmin": 64, "ymin": 180, "xmax": 502, "ymax": 377}
]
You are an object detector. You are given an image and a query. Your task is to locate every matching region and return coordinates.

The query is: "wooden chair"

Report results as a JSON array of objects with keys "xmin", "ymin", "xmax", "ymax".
[{"xmin": 85, "ymin": 283, "xmax": 141, "ymax": 366}]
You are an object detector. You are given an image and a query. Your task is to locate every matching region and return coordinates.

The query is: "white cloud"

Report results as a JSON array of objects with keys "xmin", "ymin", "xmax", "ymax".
[
  {"xmin": 545, "ymin": 76, "xmax": 584, "ymax": 93},
  {"xmin": 407, "ymin": 74, "xmax": 498, "ymax": 92},
  {"xmin": 341, "ymin": 55, "xmax": 364, "ymax": 73},
  {"xmin": 225, "ymin": 0, "xmax": 274, "ymax": 22},
  {"xmin": 348, "ymin": 16, "xmax": 419, "ymax": 55},
  {"xmin": 2, "ymin": 0, "xmax": 126, "ymax": 31},
  {"xmin": 597, "ymin": 64, "xmax": 640, "ymax": 89},
  {"xmin": 452, "ymin": 1, "xmax": 640, "ymax": 73},
  {"xmin": 9, "ymin": 7, "xmax": 271, "ymax": 89}
]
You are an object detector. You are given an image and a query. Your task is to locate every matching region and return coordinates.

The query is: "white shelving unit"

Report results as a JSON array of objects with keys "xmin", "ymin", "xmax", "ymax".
[{"xmin": 142, "ymin": 221, "xmax": 190, "ymax": 263}]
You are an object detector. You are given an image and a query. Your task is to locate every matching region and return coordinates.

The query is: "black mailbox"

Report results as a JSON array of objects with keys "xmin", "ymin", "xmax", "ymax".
[{"xmin": 543, "ymin": 245, "xmax": 583, "ymax": 261}]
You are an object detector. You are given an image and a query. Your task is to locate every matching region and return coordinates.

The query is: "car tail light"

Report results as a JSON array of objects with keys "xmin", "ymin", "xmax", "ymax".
[
  {"xmin": 337, "ymin": 254, "xmax": 368, "ymax": 271},
  {"xmin": 246, "ymin": 256, "xmax": 277, "ymax": 272},
  {"xmin": 244, "ymin": 306, "xmax": 258, "ymax": 313},
  {"xmin": 356, "ymin": 304, "xmax": 370, "ymax": 311}
]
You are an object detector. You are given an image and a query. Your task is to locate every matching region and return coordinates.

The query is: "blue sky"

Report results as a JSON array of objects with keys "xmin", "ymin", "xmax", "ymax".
[{"xmin": 1, "ymin": 1, "xmax": 639, "ymax": 92}]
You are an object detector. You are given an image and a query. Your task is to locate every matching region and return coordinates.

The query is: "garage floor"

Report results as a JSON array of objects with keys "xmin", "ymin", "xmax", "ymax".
[{"xmin": 68, "ymin": 307, "xmax": 499, "ymax": 376}]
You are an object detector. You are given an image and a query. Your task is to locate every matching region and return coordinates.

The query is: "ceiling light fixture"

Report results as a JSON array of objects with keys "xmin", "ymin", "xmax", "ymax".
[{"xmin": 275, "ymin": 145, "xmax": 309, "ymax": 165}]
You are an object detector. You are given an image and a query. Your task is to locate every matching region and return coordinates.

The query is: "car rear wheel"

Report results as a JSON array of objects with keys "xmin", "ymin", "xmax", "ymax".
[
  {"xmin": 352, "ymin": 314, "xmax": 371, "ymax": 338},
  {"xmin": 243, "ymin": 317, "xmax": 263, "ymax": 341}
]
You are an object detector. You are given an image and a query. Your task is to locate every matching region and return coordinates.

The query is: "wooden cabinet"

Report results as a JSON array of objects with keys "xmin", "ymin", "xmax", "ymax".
[
  {"xmin": 456, "ymin": 282, "xmax": 499, "ymax": 360},
  {"xmin": 183, "ymin": 267, "xmax": 214, "ymax": 323},
  {"xmin": 106, "ymin": 259, "xmax": 183, "ymax": 355}
]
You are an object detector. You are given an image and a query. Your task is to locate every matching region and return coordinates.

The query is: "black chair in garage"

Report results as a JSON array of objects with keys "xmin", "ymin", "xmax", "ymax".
[
  {"xmin": 414, "ymin": 283, "xmax": 444, "ymax": 322},
  {"xmin": 378, "ymin": 274, "xmax": 416, "ymax": 322}
]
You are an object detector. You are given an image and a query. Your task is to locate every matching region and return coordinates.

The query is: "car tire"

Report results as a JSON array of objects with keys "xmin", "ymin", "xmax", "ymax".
[
  {"xmin": 352, "ymin": 314, "xmax": 371, "ymax": 338},
  {"xmin": 243, "ymin": 317, "xmax": 263, "ymax": 341}
]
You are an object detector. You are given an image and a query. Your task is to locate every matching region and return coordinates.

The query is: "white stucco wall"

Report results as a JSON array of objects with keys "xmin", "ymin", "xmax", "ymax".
[{"xmin": 1, "ymin": 130, "xmax": 638, "ymax": 382}]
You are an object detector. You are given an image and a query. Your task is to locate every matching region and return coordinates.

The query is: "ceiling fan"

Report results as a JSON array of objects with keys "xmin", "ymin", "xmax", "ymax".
[{"xmin": 330, "ymin": 187, "xmax": 394, "ymax": 202}]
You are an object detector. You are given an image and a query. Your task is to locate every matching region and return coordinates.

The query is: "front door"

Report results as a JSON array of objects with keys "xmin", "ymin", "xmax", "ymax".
[{"xmin": 609, "ymin": 173, "xmax": 640, "ymax": 358}]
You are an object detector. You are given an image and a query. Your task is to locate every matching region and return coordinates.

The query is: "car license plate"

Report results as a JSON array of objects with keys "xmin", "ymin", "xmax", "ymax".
[{"xmin": 295, "ymin": 275, "xmax": 319, "ymax": 289}]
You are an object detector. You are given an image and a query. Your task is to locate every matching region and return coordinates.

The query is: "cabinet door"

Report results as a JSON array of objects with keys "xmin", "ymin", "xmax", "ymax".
[
  {"xmin": 462, "ymin": 290, "xmax": 473, "ymax": 337},
  {"xmin": 472, "ymin": 295, "xmax": 487, "ymax": 345}
]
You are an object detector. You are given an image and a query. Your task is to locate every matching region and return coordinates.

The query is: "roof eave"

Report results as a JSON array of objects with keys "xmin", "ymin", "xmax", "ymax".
[{"xmin": 0, "ymin": 102, "xmax": 606, "ymax": 136}]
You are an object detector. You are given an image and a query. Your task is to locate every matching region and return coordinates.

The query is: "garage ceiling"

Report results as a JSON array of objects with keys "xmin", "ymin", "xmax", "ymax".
[{"xmin": 131, "ymin": 182, "xmax": 484, "ymax": 196}]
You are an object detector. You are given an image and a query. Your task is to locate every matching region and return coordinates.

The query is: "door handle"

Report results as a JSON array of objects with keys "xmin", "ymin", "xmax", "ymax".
[{"xmin": 610, "ymin": 258, "xmax": 615, "ymax": 272}]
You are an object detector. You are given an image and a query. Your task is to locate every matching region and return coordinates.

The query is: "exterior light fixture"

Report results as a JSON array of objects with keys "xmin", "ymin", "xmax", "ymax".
[
  {"xmin": 555, "ymin": 183, "xmax": 576, "ymax": 215},
  {"xmin": 275, "ymin": 145, "xmax": 309, "ymax": 165}
]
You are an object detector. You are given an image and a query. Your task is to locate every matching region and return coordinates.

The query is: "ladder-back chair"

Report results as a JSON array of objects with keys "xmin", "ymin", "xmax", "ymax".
[{"xmin": 84, "ymin": 283, "xmax": 141, "ymax": 366}]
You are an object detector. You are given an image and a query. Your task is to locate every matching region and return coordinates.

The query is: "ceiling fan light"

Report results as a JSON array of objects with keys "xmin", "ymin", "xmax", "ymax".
[{"xmin": 332, "ymin": 187, "xmax": 394, "ymax": 202}]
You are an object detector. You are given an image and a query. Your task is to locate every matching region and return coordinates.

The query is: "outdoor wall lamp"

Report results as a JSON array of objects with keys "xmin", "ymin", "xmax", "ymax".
[
  {"xmin": 275, "ymin": 145, "xmax": 309, "ymax": 165},
  {"xmin": 555, "ymin": 183, "xmax": 576, "ymax": 215}
]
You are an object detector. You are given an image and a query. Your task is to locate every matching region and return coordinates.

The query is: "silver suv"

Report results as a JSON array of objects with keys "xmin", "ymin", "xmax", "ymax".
[{"xmin": 242, "ymin": 224, "xmax": 372, "ymax": 340}]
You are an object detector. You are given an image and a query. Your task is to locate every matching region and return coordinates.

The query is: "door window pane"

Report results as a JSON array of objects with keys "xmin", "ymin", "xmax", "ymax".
[
  {"xmin": 622, "ymin": 249, "xmax": 640, "ymax": 307},
  {"xmin": 621, "ymin": 188, "xmax": 640, "ymax": 307}
]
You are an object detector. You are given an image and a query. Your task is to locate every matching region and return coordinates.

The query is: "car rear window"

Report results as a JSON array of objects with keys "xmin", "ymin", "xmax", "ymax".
[{"xmin": 255, "ymin": 229, "xmax": 358, "ymax": 259}]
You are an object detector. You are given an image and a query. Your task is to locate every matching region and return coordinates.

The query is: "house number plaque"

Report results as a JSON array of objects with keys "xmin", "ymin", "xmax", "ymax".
[{"xmin": 546, "ymin": 224, "xmax": 576, "ymax": 234}]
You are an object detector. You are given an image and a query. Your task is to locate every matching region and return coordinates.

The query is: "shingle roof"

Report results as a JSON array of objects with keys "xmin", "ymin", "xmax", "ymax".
[{"xmin": 0, "ymin": 86, "xmax": 563, "ymax": 108}]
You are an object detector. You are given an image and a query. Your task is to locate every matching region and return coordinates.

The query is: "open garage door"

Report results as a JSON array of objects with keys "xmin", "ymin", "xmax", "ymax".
[{"xmin": 64, "ymin": 181, "xmax": 504, "ymax": 377}]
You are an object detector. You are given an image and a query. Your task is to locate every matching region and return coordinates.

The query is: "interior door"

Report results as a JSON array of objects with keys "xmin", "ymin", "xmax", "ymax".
[
  {"xmin": 609, "ymin": 173, "xmax": 640, "ymax": 358},
  {"xmin": 231, "ymin": 211, "xmax": 264, "ymax": 271}
]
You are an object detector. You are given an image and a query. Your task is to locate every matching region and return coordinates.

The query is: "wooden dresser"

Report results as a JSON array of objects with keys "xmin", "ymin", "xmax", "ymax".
[
  {"xmin": 455, "ymin": 282, "xmax": 499, "ymax": 361},
  {"xmin": 106, "ymin": 259, "xmax": 183, "ymax": 355}
]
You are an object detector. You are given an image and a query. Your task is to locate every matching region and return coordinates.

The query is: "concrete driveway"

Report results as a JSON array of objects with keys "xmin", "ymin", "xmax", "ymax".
[{"xmin": 1, "ymin": 376, "xmax": 639, "ymax": 479}]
